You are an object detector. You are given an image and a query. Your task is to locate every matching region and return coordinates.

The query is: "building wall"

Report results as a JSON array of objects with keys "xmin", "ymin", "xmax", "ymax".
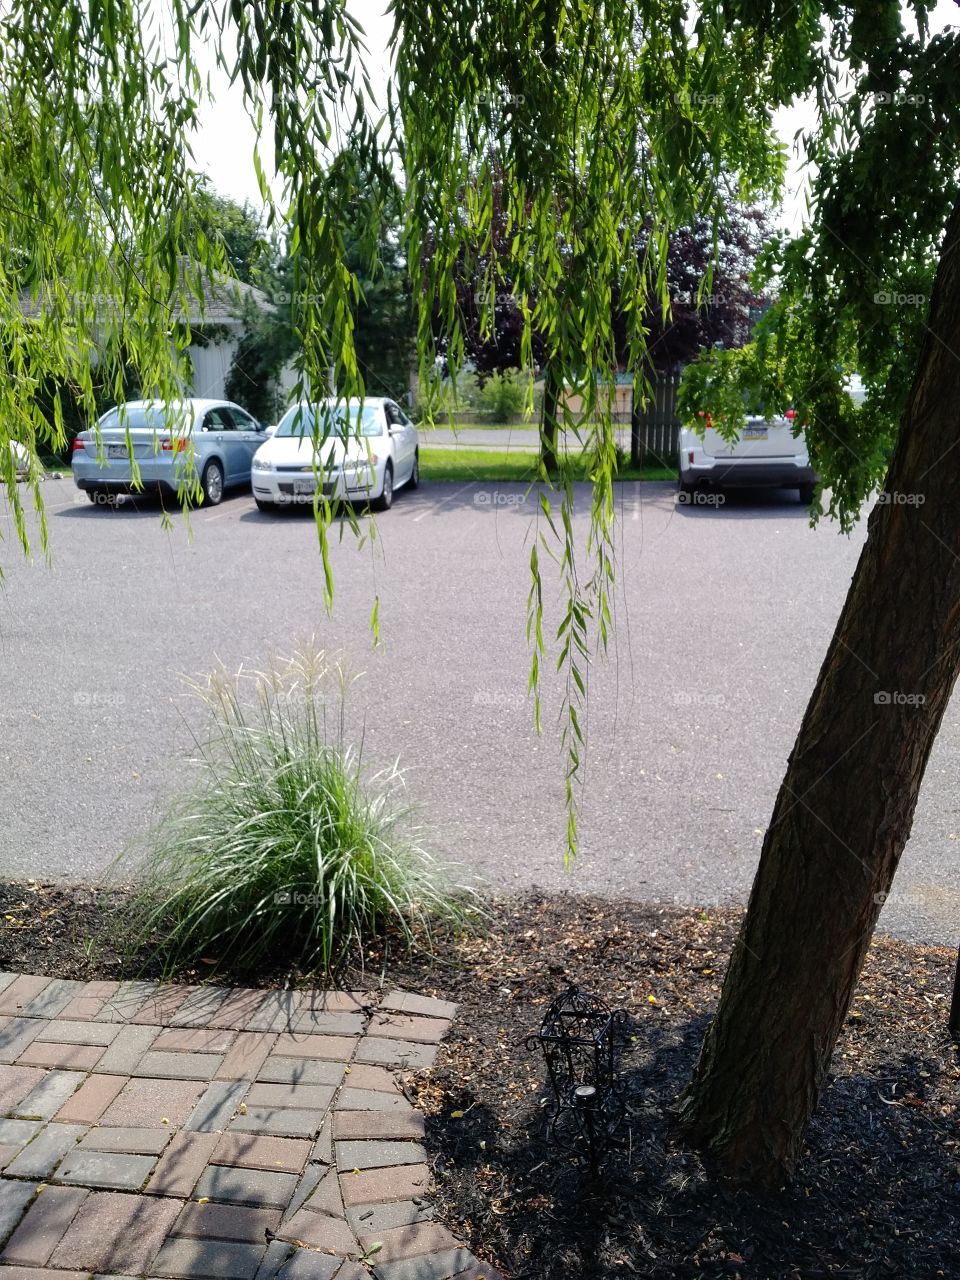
[
  {"xmin": 561, "ymin": 387, "xmax": 632, "ymax": 419},
  {"xmin": 188, "ymin": 337, "xmax": 240, "ymax": 401}
]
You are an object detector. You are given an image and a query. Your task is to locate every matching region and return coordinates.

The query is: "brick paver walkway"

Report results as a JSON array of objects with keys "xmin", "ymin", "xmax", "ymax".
[{"xmin": 0, "ymin": 973, "xmax": 498, "ymax": 1280}]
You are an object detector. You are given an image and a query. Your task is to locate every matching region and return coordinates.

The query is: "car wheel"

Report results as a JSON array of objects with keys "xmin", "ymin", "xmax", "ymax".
[
  {"xmin": 201, "ymin": 460, "xmax": 224, "ymax": 506},
  {"xmin": 373, "ymin": 462, "xmax": 394, "ymax": 511},
  {"xmin": 799, "ymin": 483, "xmax": 815, "ymax": 505},
  {"xmin": 255, "ymin": 497, "xmax": 276, "ymax": 513},
  {"xmin": 677, "ymin": 479, "xmax": 696, "ymax": 501},
  {"xmin": 408, "ymin": 450, "xmax": 420, "ymax": 490}
]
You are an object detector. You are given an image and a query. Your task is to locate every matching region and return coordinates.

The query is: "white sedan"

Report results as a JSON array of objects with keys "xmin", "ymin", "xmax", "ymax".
[{"xmin": 251, "ymin": 397, "xmax": 419, "ymax": 512}]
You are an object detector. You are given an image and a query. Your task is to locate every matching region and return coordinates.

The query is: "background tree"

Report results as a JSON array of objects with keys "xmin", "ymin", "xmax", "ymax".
[
  {"xmin": 346, "ymin": 213, "xmax": 417, "ymax": 401},
  {"xmin": 189, "ymin": 188, "xmax": 268, "ymax": 285},
  {"xmin": 430, "ymin": 165, "xmax": 771, "ymax": 466},
  {"xmin": 615, "ymin": 204, "xmax": 774, "ymax": 373},
  {"xmin": 225, "ymin": 175, "xmax": 415, "ymax": 422},
  {"xmin": 442, "ymin": 182, "xmax": 773, "ymax": 376},
  {"xmin": 224, "ymin": 303, "xmax": 293, "ymax": 424}
]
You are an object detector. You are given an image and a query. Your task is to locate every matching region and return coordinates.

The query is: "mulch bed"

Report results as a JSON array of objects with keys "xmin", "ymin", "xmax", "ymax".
[
  {"xmin": 3, "ymin": 882, "xmax": 959, "ymax": 1278},
  {"xmin": 0, "ymin": 881, "xmax": 166, "ymax": 980},
  {"xmin": 399, "ymin": 895, "xmax": 960, "ymax": 1280}
]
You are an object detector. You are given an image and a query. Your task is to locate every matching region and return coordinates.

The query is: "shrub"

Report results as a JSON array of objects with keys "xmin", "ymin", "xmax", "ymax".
[
  {"xmin": 122, "ymin": 647, "xmax": 479, "ymax": 977},
  {"xmin": 412, "ymin": 370, "xmax": 479, "ymax": 422},
  {"xmin": 412, "ymin": 368, "xmax": 537, "ymax": 423},
  {"xmin": 477, "ymin": 369, "xmax": 532, "ymax": 422},
  {"xmin": 579, "ymin": 437, "xmax": 629, "ymax": 478}
]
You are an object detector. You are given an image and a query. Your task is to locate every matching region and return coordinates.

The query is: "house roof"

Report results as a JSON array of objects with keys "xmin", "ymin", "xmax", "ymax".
[
  {"xmin": 181, "ymin": 274, "xmax": 269, "ymax": 325},
  {"xmin": 17, "ymin": 267, "xmax": 270, "ymax": 328}
]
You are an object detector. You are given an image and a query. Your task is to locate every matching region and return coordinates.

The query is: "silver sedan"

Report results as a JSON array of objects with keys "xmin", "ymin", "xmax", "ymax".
[{"xmin": 71, "ymin": 398, "xmax": 268, "ymax": 506}]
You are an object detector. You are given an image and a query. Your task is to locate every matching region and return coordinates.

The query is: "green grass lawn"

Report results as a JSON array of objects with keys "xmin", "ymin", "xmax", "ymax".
[{"xmin": 420, "ymin": 447, "xmax": 677, "ymax": 483}]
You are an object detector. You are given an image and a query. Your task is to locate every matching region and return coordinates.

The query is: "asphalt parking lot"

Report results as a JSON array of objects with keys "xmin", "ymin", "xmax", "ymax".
[{"xmin": 2, "ymin": 476, "xmax": 959, "ymax": 944}]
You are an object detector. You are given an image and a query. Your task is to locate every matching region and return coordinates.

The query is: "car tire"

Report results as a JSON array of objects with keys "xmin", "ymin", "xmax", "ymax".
[
  {"xmin": 373, "ymin": 462, "xmax": 394, "ymax": 511},
  {"xmin": 254, "ymin": 497, "xmax": 276, "ymax": 513},
  {"xmin": 407, "ymin": 450, "xmax": 420, "ymax": 490},
  {"xmin": 799, "ymin": 483, "xmax": 815, "ymax": 505},
  {"xmin": 677, "ymin": 478, "xmax": 697, "ymax": 501},
  {"xmin": 201, "ymin": 460, "xmax": 224, "ymax": 506}
]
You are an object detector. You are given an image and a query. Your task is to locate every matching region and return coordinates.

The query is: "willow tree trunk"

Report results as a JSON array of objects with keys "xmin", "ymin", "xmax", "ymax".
[{"xmin": 678, "ymin": 196, "xmax": 960, "ymax": 1187}]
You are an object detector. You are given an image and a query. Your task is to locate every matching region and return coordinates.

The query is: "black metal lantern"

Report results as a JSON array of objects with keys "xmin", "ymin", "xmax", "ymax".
[{"xmin": 527, "ymin": 983, "xmax": 629, "ymax": 1173}]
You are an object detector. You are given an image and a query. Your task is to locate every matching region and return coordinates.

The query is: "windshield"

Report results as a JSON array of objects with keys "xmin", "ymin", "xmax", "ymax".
[
  {"xmin": 98, "ymin": 405, "xmax": 192, "ymax": 432},
  {"xmin": 274, "ymin": 403, "xmax": 383, "ymax": 439}
]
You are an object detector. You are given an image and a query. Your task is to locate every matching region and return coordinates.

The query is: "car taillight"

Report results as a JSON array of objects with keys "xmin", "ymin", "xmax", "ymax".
[
  {"xmin": 688, "ymin": 450, "xmax": 694, "ymax": 464},
  {"xmin": 161, "ymin": 438, "xmax": 187, "ymax": 453},
  {"xmin": 72, "ymin": 437, "xmax": 86, "ymax": 452}
]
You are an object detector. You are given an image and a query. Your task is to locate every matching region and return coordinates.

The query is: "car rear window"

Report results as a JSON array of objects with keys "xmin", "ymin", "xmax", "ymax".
[{"xmin": 99, "ymin": 405, "xmax": 192, "ymax": 432}]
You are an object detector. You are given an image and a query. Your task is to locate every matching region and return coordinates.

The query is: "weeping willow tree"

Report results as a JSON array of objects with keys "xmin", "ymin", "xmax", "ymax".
[{"xmin": 3, "ymin": 0, "xmax": 960, "ymax": 1187}]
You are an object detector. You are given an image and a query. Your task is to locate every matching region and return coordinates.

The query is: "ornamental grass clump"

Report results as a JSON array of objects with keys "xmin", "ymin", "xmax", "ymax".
[{"xmin": 125, "ymin": 647, "xmax": 479, "ymax": 976}]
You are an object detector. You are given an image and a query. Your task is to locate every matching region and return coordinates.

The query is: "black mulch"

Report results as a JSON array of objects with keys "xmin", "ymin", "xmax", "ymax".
[
  {"xmin": 2, "ymin": 882, "xmax": 959, "ymax": 1278},
  {"xmin": 396, "ymin": 895, "xmax": 960, "ymax": 1280}
]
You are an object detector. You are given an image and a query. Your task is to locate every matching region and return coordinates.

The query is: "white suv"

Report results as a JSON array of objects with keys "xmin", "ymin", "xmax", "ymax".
[{"xmin": 678, "ymin": 412, "xmax": 816, "ymax": 504}]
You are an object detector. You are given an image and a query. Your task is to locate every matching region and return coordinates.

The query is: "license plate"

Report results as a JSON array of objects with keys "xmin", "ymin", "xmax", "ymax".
[
  {"xmin": 743, "ymin": 426, "xmax": 768, "ymax": 440},
  {"xmin": 293, "ymin": 479, "xmax": 315, "ymax": 495},
  {"xmin": 107, "ymin": 444, "xmax": 127, "ymax": 459}
]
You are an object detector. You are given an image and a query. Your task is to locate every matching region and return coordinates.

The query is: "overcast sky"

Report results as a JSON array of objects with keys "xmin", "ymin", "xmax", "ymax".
[{"xmin": 189, "ymin": 0, "xmax": 958, "ymax": 236}]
